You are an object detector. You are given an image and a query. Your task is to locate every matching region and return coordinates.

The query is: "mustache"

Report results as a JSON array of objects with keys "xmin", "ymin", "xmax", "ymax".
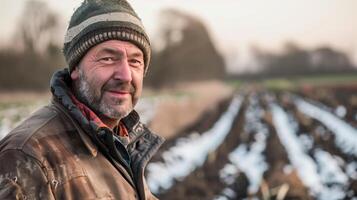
[{"xmin": 102, "ymin": 80, "xmax": 135, "ymax": 93}]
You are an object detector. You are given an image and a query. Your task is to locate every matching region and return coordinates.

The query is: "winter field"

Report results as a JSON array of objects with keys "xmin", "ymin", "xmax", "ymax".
[
  {"xmin": 0, "ymin": 83, "xmax": 356, "ymax": 199},
  {"xmin": 146, "ymin": 84, "xmax": 357, "ymax": 199}
]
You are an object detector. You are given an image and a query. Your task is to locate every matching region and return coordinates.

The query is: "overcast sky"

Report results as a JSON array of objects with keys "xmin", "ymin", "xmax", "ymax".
[{"xmin": 1, "ymin": 0, "xmax": 357, "ymax": 73}]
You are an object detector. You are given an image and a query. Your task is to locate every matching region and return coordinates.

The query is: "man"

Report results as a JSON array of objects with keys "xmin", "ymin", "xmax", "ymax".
[{"xmin": 0, "ymin": 0, "xmax": 164, "ymax": 199}]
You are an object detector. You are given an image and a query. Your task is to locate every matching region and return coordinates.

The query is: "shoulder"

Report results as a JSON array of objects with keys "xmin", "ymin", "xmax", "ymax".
[{"xmin": 0, "ymin": 104, "xmax": 75, "ymax": 160}]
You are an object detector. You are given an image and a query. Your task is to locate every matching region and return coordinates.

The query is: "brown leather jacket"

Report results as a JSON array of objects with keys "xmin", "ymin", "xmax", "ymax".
[{"xmin": 0, "ymin": 69, "xmax": 164, "ymax": 200}]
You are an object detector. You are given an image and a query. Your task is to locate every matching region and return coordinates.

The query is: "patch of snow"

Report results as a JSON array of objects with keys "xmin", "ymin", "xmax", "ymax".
[
  {"xmin": 295, "ymin": 98, "xmax": 357, "ymax": 156},
  {"xmin": 314, "ymin": 149, "xmax": 348, "ymax": 185},
  {"xmin": 346, "ymin": 162, "xmax": 357, "ymax": 180},
  {"xmin": 317, "ymin": 185, "xmax": 347, "ymax": 200},
  {"xmin": 287, "ymin": 111, "xmax": 299, "ymax": 133},
  {"xmin": 219, "ymin": 95, "xmax": 268, "ymax": 194},
  {"xmin": 334, "ymin": 105, "xmax": 347, "ymax": 118},
  {"xmin": 271, "ymin": 104, "xmax": 323, "ymax": 195},
  {"xmin": 146, "ymin": 96, "xmax": 243, "ymax": 194},
  {"xmin": 299, "ymin": 134, "xmax": 314, "ymax": 151},
  {"xmin": 222, "ymin": 188, "xmax": 236, "ymax": 199},
  {"xmin": 219, "ymin": 164, "xmax": 239, "ymax": 185},
  {"xmin": 333, "ymin": 156, "xmax": 345, "ymax": 167},
  {"xmin": 272, "ymin": 103, "xmax": 352, "ymax": 199},
  {"xmin": 227, "ymin": 140, "xmax": 268, "ymax": 193},
  {"xmin": 214, "ymin": 196, "xmax": 228, "ymax": 200}
]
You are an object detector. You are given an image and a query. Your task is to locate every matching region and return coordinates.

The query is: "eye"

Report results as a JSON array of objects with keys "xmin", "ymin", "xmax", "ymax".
[
  {"xmin": 129, "ymin": 59, "xmax": 143, "ymax": 68},
  {"xmin": 98, "ymin": 57, "xmax": 115, "ymax": 64}
]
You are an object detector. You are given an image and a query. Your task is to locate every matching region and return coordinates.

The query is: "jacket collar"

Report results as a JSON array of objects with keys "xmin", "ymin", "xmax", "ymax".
[{"xmin": 52, "ymin": 99, "xmax": 99, "ymax": 157}]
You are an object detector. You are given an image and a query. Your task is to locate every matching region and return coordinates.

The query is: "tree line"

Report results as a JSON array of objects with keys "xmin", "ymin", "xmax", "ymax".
[
  {"xmin": 0, "ymin": 1, "xmax": 355, "ymax": 91},
  {"xmin": 251, "ymin": 42, "xmax": 356, "ymax": 78},
  {"xmin": 0, "ymin": 1, "xmax": 225, "ymax": 91}
]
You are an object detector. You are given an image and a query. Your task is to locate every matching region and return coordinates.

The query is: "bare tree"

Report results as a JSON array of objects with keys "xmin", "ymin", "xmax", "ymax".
[
  {"xmin": 0, "ymin": 0, "xmax": 64, "ymax": 91},
  {"xmin": 15, "ymin": 0, "xmax": 60, "ymax": 55},
  {"xmin": 146, "ymin": 9, "xmax": 226, "ymax": 88}
]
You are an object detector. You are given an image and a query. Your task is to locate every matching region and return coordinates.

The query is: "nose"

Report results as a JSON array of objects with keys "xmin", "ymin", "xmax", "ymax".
[{"xmin": 113, "ymin": 58, "xmax": 132, "ymax": 82}]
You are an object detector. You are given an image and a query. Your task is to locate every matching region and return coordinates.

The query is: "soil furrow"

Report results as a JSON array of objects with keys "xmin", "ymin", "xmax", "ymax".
[{"xmin": 156, "ymin": 96, "xmax": 248, "ymax": 200}]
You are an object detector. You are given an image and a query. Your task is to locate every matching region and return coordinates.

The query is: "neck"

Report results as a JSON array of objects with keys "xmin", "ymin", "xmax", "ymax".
[{"xmin": 98, "ymin": 114, "xmax": 121, "ymax": 130}]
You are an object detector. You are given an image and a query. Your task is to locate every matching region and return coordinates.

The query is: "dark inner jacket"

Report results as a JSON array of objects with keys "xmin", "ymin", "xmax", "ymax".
[{"xmin": 0, "ymin": 68, "xmax": 164, "ymax": 200}]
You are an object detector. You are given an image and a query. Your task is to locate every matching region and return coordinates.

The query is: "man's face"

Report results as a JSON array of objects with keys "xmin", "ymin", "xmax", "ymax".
[{"xmin": 71, "ymin": 40, "xmax": 144, "ymax": 120}]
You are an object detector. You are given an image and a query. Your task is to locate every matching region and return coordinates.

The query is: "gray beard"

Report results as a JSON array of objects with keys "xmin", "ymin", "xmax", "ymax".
[{"xmin": 74, "ymin": 69, "xmax": 130, "ymax": 120}]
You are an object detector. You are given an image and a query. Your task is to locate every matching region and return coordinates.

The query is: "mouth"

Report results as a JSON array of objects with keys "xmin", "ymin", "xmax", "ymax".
[
  {"xmin": 107, "ymin": 90, "xmax": 131, "ymax": 97},
  {"xmin": 103, "ymin": 81, "xmax": 135, "ymax": 99}
]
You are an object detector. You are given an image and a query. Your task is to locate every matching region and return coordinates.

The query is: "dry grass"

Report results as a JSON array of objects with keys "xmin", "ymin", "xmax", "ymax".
[{"xmin": 147, "ymin": 81, "xmax": 234, "ymax": 139}]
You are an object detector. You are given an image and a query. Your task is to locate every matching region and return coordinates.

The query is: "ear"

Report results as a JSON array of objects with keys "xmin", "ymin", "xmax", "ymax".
[{"xmin": 71, "ymin": 66, "xmax": 80, "ymax": 80}]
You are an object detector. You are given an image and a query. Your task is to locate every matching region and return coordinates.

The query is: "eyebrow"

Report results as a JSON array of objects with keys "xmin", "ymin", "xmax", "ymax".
[
  {"xmin": 97, "ymin": 47, "xmax": 143, "ymax": 59},
  {"xmin": 130, "ymin": 51, "xmax": 144, "ymax": 59},
  {"xmin": 97, "ymin": 47, "xmax": 123, "ymax": 57}
]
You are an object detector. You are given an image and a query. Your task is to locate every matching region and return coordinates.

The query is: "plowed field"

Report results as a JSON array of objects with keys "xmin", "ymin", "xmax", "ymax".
[{"xmin": 146, "ymin": 85, "xmax": 357, "ymax": 200}]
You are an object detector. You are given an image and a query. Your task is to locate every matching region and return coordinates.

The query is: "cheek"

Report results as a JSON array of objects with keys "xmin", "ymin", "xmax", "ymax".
[
  {"xmin": 84, "ymin": 74, "xmax": 106, "ymax": 97},
  {"xmin": 132, "ymin": 74, "xmax": 143, "ymax": 106},
  {"xmin": 90, "ymin": 70, "xmax": 113, "ymax": 88},
  {"xmin": 133, "ymin": 74, "xmax": 143, "ymax": 94}
]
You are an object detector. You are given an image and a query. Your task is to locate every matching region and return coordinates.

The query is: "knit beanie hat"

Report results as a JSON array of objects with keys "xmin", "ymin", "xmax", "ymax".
[{"xmin": 63, "ymin": 0, "xmax": 151, "ymax": 73}]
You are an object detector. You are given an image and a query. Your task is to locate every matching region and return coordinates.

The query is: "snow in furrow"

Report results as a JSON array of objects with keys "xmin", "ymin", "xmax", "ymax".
[
  {"xmin": 216, "ymin": 95, "xmax": 268, "ymax": 200},
  {"xmin": 214, "ymin": 188, "xmax": 239, "ymax": 200},
  {"xmin": 294, "ymin": 98, "xmax": 357, "ymax": 156},
  {"xmin": 271, "ymin": 103, "xmax": 353, "ymax": 199},
  {"xmin": 346, "ymin": 162, "xmax": 357, "ymax": 180},
  {"xmin": 270, "ymin": 104, "xmax": 323, "ymax": 195},
  {"xmin": 314, "ymin": 149, "xmax": 349, "ymax": 200},
  {"xmin": 146, "ymin": 96, "xmax": 243, "ymax": 194},
  {"xmin": 281, "ymin": 103, "xmax": 354, "ymax": 199},
  {"xmin": 226, "ymin": 133, "xmax": 268, "ymax": 193}
]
